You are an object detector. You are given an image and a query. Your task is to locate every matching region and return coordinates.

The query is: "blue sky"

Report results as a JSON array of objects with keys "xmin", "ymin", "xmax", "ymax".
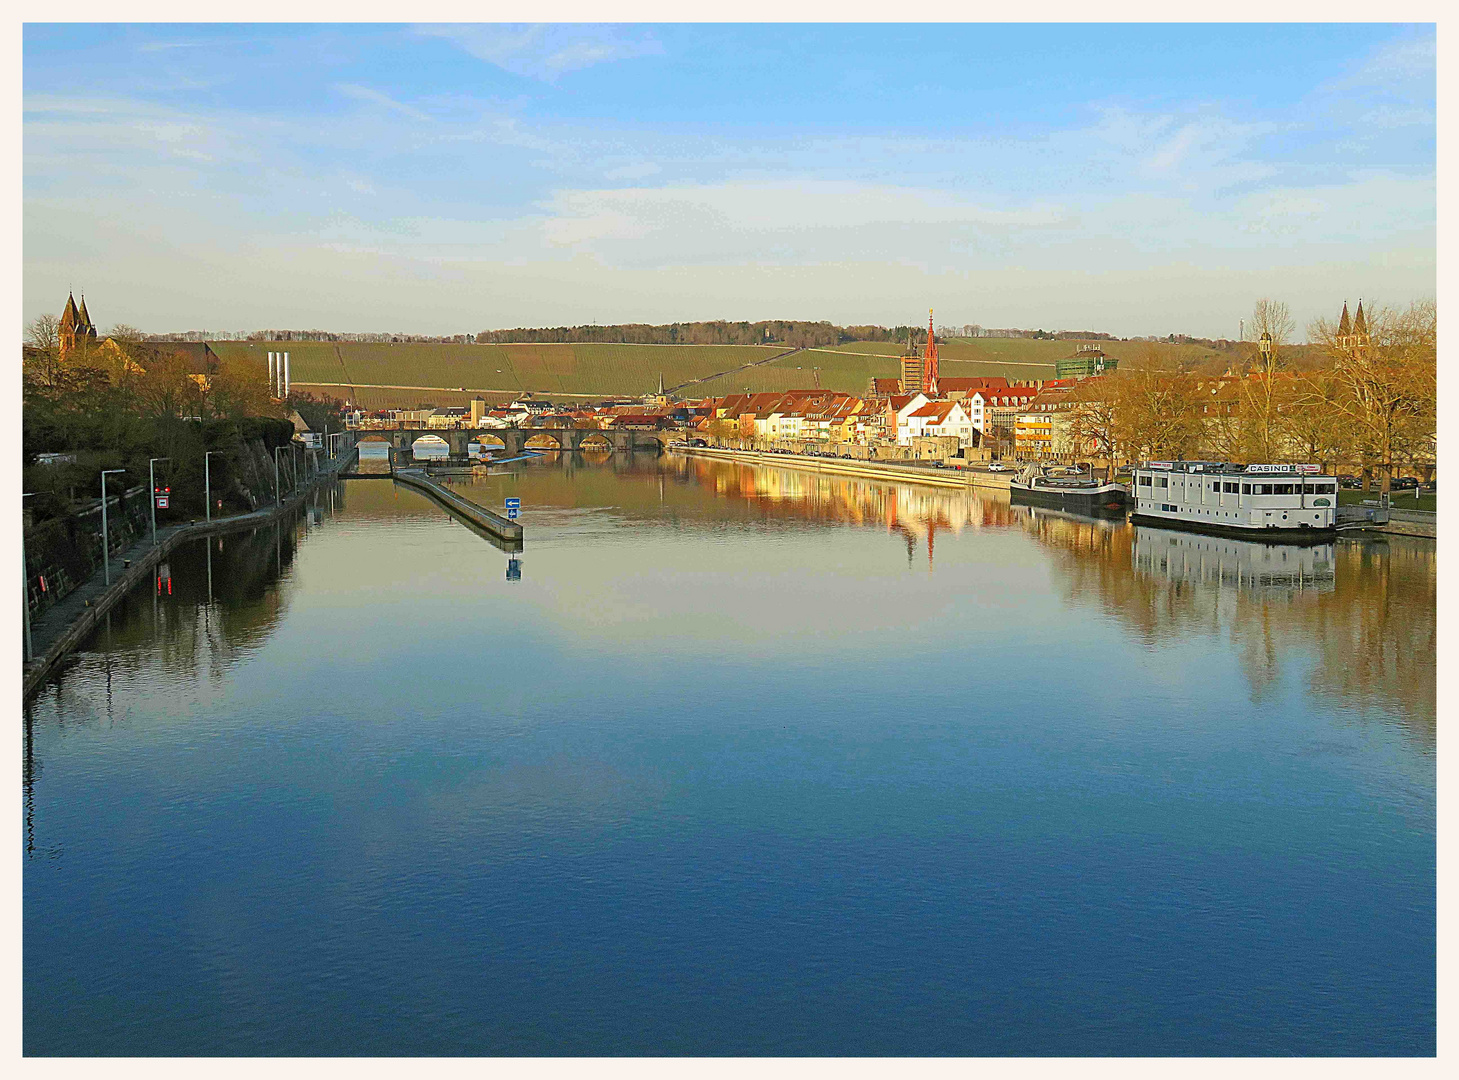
[{"xmin": 23, "ymin": 23, "xmax": 1436, "ymax": 338}]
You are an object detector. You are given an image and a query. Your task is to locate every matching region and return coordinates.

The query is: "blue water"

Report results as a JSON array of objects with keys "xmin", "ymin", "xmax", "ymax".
[{"xmin": 23, "ymin": 457, "xmax": 1435, "ymax": 1055}]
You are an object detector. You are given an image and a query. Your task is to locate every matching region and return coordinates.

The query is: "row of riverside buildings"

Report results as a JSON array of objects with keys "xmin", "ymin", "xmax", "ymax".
[
  {"xmin": 694, "ymin": 315, "xmax": 1106, "ymax": 461},
  {"xmin": 342, "ymin": 316, "xmax": 1113, "ymax": 463}
]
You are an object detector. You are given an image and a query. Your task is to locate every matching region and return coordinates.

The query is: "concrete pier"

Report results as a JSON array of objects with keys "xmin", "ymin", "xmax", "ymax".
[{"xmin": 392, "ymin": 468, "xmax": 524, "ymax": 543}]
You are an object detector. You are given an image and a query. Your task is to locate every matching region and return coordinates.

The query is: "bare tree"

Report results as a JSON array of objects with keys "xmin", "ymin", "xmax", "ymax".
[
  {"xmin": 26, "ymin": 313, "xmax": 60, "ymax": 352},
  {"xmin": 107, "ymin": 323, "xmax": 146, "ymax": 342},
  {"xmin": 1302, "ymin": 299, "xmax": 1436, "ymax": 493},
  {"xmin": 1249, "ymin": 299, "xmax": 1295, "ymax": 357}
]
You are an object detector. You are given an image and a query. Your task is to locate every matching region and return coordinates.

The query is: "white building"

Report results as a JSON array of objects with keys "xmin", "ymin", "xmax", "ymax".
[{"xmin": 900, "ymin": 399, "xmax": 976, "ymax": 447}]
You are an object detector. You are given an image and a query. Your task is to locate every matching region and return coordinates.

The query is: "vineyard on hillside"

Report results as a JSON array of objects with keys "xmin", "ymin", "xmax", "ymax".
[
  {"xmin": 212, "ymin": 335, "xmax": 1269, "ymax": 407},
  {"xmin": 212, "ymin": 341, "xmax": 784, "ymax": 403}
]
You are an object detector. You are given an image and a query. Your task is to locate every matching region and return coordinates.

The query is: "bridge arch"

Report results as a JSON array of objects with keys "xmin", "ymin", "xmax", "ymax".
[
  {"xmin": 525, "ymin": 432, "xmax": 564, "ymax": 451},
  {"xmin": 411, "ymin": 434, "xmax": 451, "ymax": 460},
  {"xmin": 578, "ymin": 432, "xmax": 612, "ymax": 452}
]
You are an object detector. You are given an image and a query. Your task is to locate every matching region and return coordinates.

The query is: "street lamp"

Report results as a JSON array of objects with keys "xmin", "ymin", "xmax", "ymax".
[
  {"xmin": 273, "ymin": 445, "xmax": 286, "ymax": 506},
  {"xmin": 149, "ymin": 456, "xmax": 170, "ymax": 545},
  {"xmin": 204, "ymin": 451, "xmax": 222, "ymax": 523},
  {"xmin": 100, "ymin": 468, "xmax": 126, "ymax": 585}
]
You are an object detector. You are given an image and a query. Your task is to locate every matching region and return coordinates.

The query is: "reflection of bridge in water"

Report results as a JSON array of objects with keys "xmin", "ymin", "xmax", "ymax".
[{"xmin": 355, "ymin": 427, "xmax": 665, "ymax": 456}]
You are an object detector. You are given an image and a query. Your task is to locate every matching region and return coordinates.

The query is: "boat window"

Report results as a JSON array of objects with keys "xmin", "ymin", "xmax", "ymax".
[
  {"xmin": 1241, "ymin": 484, "xmax": 1251, "ymax": 494},
  {"xmin": 1224, "ymin": 482, "xmax": 1239, "ymax": 493},
  {"xmin": 1138, "ymin": 475, "xmax": 1152, "ymax": 486},
  {"xmin": 1273, "ymin": 483, "xmax": 1295, "ymax": 495},
  {"xmin": 1155, "ymin": 477, "xmax": 1167, "ymax": 488}
]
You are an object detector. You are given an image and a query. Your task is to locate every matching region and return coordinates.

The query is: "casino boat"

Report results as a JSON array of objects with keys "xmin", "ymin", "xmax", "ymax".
[
  {"xmin": 1129, "ymin": 461, "xmax": 1338, "ymax": 540},
  {"xmin": 1010, "ymin": 463, "xmax": 1128, "ymax": 516}
]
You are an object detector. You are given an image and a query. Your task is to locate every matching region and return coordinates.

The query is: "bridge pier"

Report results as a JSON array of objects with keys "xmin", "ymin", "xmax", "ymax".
[{"xmin": 368, "ymin": 427, "xmax": 665, "ymax": 458}]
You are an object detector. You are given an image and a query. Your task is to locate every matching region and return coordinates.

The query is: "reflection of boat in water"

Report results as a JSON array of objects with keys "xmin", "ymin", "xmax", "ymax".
[
  {"xmin": 1014, "ymin": 502, "xmax": 1126, "ymax": 532},
  {"xmin": 1132, "ymin": 526, "xmax": 1335, "ymax": 596},
  {"xmin": 1011, "ymin": 464, "xmax": 1128, "ymax": 516}
]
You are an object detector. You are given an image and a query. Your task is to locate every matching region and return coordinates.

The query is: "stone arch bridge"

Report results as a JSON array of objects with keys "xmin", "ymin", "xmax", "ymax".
[{"xmin": 359, "ymin": 427, "xmax": 665, "ymax": 456}]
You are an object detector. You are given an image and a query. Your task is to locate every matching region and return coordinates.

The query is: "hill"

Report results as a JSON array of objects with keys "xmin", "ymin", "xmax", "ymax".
[
  {"xmin": 209, "ymin": 341, "xmax": 788, "ymax": 407},
  {"xmin": 211, "ymin": 335, "xmax": 1258, "ymax": 408}
]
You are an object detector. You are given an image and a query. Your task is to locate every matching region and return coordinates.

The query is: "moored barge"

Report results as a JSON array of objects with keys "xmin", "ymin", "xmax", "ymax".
[{"xmin": 1010, "ymin": 464, "xmax": 1128, "ymax": 516}]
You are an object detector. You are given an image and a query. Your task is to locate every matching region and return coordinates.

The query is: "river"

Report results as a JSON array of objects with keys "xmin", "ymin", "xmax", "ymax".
[{"xmin": 23, "ymin": 452, "xmax": 1436, "ymax": 1055}]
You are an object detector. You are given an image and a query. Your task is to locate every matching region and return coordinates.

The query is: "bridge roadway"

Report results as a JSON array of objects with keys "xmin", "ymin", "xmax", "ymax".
[{"xmin": 354, "ymin": 426, "xmax": 666, "ymax": 456}]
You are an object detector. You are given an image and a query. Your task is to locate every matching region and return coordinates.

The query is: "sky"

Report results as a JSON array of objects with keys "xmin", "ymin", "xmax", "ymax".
[{"xmin": 22, "ymin": 22, "xmax": 1437, "ymax": 339}]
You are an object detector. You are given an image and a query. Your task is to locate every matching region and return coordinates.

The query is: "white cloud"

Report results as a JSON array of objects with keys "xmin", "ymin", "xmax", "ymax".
[
  {"xmin": 414, "ymin": 24, "xmax": 664, "ymax": 81},
  {"xmin": 542, "ymin": 179, "xmax": 1066, "ymax": 248},
  {"xmin": 1328, "ymin": 33, "xmax": 1436, "ymax": 93},
  {"xmin": 334, "ymin": 84, "xmax": 431, "ymax": 122},
  {"xmin": 604, "ymin": 162, "xmax": 661, "ymax": 181}
]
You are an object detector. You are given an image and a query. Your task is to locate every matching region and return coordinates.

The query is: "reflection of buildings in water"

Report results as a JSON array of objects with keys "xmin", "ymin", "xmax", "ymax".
[
  {"xmin": 1025, "ymin": 506, "xmax": 1434, "ymax": 748},
  {"xmin": 1131, "ymin": 528, "xmax": 1336, "ymax": 597},
  {"xmin": 685, "ymin": 458, "xmax": 1015, "ymax": 558}
]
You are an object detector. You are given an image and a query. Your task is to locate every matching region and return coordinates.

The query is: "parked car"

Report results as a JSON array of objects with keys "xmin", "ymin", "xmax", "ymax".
[
  {"xmin": 986, "ymin": 462, "xmax": 1009, "ymax": 472},
  {"xmin": 1421, "ymin": 480, "xmax": 1437, "ymax": 492},
  {"xmin": 1337, "ymin": 475, "xmax": 1361, "ymax": 489},
  {"xmin": 1393, "ymin": 476, "xmax": 1420, "ymax": 490}
]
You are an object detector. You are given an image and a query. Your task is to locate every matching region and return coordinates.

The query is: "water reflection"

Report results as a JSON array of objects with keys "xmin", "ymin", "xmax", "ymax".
[
  {"xmin": 22, "ymin": 455, "xmax": 1435, "ymax": 1055},
  {"xmin": 1134, "ymin": 528, "xmax": 1336, "ymax": 595},
  {"xmin": 1017, "ymin": 505, "xmax": 1435, "ymax": 747}
]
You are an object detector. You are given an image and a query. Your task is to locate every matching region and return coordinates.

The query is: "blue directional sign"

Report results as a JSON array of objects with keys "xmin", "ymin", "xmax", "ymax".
[
  {"xmin": 504, "ymin": 497, "xmax": 521, "ymax": 509},
  {"xmin": 506, "ymin": 508, "xmax": 520, "ymax": 520}
]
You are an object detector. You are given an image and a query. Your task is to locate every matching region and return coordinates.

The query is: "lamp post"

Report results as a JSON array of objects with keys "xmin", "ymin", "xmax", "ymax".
[
  {"xmin": 149, "ymin": 457, "xmax": 170, "ymax": 545},
  {"xmin": 204, "ymin": 451, "xmax": 221, "ymax": 523},
  {"xmin": 100, "ymin": 468, "xmax": 125, "ymax": 585}
]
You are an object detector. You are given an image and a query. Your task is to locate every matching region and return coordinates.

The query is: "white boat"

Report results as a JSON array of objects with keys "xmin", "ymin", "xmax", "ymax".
[{"xmin": 1129, "ymin": 461, "xmax": 1338, "ymax": 540}]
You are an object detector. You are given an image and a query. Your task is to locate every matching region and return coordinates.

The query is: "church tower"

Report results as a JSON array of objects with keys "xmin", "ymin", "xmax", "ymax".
[
  {"xmin": 58, "ymin": 290, "xmax": 97, "ymax": 358},
  {"xmin": 1337, "ymin": 299, "xmax": 1370, "ymax": 356},
  {"xmin": 922, "ymin": 310, "xmax": 940, "ymax": 397}
]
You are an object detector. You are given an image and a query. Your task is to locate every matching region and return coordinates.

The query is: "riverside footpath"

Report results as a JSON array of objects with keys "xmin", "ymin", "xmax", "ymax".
[{"xmin": 23, "ymin": 444, "xmax": 357, "ymax": 701}]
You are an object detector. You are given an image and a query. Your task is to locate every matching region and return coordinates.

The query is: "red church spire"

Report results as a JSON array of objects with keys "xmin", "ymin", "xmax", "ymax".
[{"xmin": 923, "ymin": 309, "xmax": 939, "ymax": 396}]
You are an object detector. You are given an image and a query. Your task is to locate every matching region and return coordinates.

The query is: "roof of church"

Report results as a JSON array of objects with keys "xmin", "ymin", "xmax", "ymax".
[
  {"xmin": 1338, "ymin": 302, "xmax": 1352, "ymax": 337},
  {"xmin": 1353, "ymin": 300, "xmax": 1367, "ymax": 335}
]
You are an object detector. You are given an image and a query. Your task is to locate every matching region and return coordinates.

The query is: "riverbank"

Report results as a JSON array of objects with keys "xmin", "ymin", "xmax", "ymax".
[
  {"xmin": 672, "ymin": 444, "xmax": 1012, "ymax": 492},
  {"xmin": 23, "ymin": 448, "xmax": 354, "ymax": 702}
]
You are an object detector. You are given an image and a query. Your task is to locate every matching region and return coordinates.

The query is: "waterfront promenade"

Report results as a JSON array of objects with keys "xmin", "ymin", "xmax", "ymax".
[{"xmin": 23, "ymin": 445, "xmax": 356, "ymax": 701}]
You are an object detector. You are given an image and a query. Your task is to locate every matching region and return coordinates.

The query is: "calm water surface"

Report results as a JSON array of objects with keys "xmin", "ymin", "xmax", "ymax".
[{"xmin": 24, "ymin": 454, "xmax": 1435, "ymax": 1055}]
